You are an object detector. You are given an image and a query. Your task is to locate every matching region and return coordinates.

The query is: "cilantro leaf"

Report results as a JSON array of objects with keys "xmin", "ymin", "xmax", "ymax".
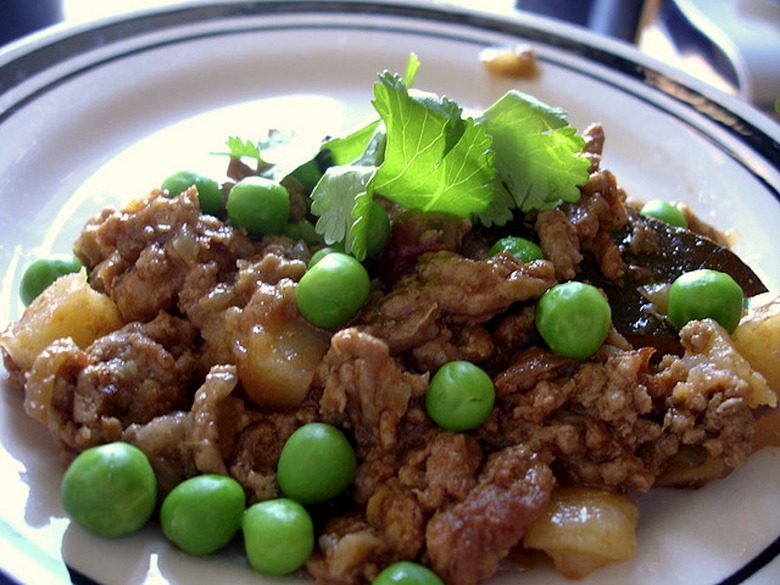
[
  {"xmin": 322, "ymin": 119, "xmax": 383, "ymax": 166},
  {"xmin": 477, "ymin": 181, "xmax": 515, "ymax": 227},
  {"xmin": 306, "ymin": 59, "xmax": 592, "ymax": 259},
  {"xmin": 321, "ymin": 51, "xmax": 419, "ymax": 168},
  {"xmin": 348, "ymin": 186, "xmax": 377, "ymax": 261},
  {"xmin": 224, "ymin": 136, "xmax": 263, "ymax": 162},
  {"xmin": 310, "ymin": 165, "xmax": 377, "ymax": 257},
  {"xmin": 372, "ymin": 72, "xmax": 495, "ymax": 217},
  {"xmin": 477, "ymin": 90, "xmax": 590, "ymax": 213}
]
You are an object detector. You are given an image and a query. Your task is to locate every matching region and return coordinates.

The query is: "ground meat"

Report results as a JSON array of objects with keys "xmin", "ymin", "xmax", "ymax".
[
  {"xmin": 425, "ymin": 445, "xmax": 554, "ymax": 585},
  {"xmin": 178, "ymin": 242, "xmax": 307, "ymax": 331},
  {"xmin": 488, "ymin": 305, "xmax": 539, "ymax": 370},
  {"xmin": 229, "ymin": 411, "xmax": 300, "ymax": 503},
  {"xmin": 188, "ymin": 364, "xmax": 245, "ymax": 476},
  {"xmin": 3, "ymin": 149, "xmax": 771, "ymax": 585},
  {"xmin": 581, "ymin": 122, "xmax": 605, "ymax": 173},
  {"xmin": 575, "ymin": 170, "xmax": 628, "ymax": 236},
  {"xmin": 74, "ymin": 189, "xmax": 255, "ymax": 322},
  {"xmin": 486, "ymin": 320, "xmax": 761, "ymax": 493},
  {"xmin": 306, "ymin": 514, "xmax": 387, "ymax": 585},
  {"xmin": 410, "ymin": 324, "xmax": 495, "ymax": 377},
  {"xmin": 309, "ymin": 308, "xmax": 768, "ymax": 583},
  {"xmin": 122, "ymin": 364, "xmax": 298, "ymax": 501},
  {"xmin": 122, "ymin": 412, "xmax": 195, "ymax": 497},
  {"xmin": 349, "ymin": 407, "xmax": 439, "ymax": 506},
  {"xmin": 647, "ymin": 319, "xmax": 759, "ymax": 472},
  {"xmin": 535, "ymin": 209, "xmax": 582, "ymax": 281},
  {"xmin": 397, "ymin": 432, "xmax": 479, "ymax": 510},
  {"xmin": 572, "ymin": 169, "xmax": 628, "ymax": 280},
  {"xmin": 490, "ymin": 345, "xmax": 660, "ymax": 492},
  {"xmin": 364, "ymin": 251, "xmax": 556, "ymax": 357},
  {"xmin": 535, "ymin": 169, "xmax": 628, "ymax": 283},
  {"xmin": 37, "ymin": 311, "xmax": 199, "ymax": 461},
  {"xmin": 366, "ymin": 480, "xmax": 426, "ymax": 560},
  {"xmin": 316, "ymin": 328, "xmax": 429, "ymax": 455},
  {"xmin": 309, "ymin": 432, "xmax": 554, "ymax": 585}
]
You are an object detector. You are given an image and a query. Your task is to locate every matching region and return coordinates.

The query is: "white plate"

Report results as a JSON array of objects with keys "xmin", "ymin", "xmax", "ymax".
[{"xmin": 1, "ymin": 1, "xmax": 779, "ymax": 584}]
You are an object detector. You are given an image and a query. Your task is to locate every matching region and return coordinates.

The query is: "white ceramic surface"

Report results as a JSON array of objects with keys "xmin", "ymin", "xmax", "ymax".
[{"xmin": 1, "ymin": 1, "xmax": 778, "ymax": 584}]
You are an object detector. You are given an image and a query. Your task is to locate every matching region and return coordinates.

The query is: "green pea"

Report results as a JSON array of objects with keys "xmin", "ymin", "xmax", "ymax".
[
  {"xmin": 277, "ymin": 422, "xmax": 357, "ymax": 505},
  {"xmin": 373, "ymin": 561, "xmax": 444, "ymax": 585},
  {"xmin": 162, "ymin": 170, "xmax": 222, "ymax": 216},
  {"xmin": 296, "ymin": 252, "xmax": 370, "ymax": 329},
  {"xmin": 19, "ymin": 255, "xmax": 84, "ymax": 306},
  {"xmin": 424, "ymin": 361, "xmax": 495, "ymax": 432},
  {"xmin": 639, "ymin": 199, "xmax": 688, "ymax": 229},
  {"xmin": 535, "ymin": 281, "xmax": 612, "ymax": 359},
  {"xmin": 226, "ymin": 176, "xmax": 290, "ymax": 237},
  {"xmin": 487, "ymin": 236, "xmax": 544, "ymax": 263},
  {"xmin": 61, "ymin": 442, "xmax": 157, "ymax": 538},
  {"xmin": 308, "ymin": 243, "xmax": 345, "ymax": 268},
  {"xmin": 667, "ymin": 268, "xmax": 744, "ymax": 333},
  {"xmin": 243, "ymin": 498, "xmax": 314, "ymax": 576},
  {"xmin": 365, "ymin": 201, "xmax": 391, "ymax": 259},
  {"xmin": 283, "ymin": 219, "xmax": 319, "ymax": 244},
  {"xmin": 160, "ymin": 474, "xmax": 245, "ymax": 556}
]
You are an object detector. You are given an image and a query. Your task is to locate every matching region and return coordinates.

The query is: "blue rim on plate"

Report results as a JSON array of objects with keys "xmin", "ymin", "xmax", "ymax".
[{"xmin": 0, "ymin": 2, "xmax": 778, "ymax": 584}]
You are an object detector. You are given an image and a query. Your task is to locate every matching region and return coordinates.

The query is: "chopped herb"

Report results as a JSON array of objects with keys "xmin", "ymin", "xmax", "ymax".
[
  {"xmin": 227, "ymin": 56, "xmax": 591, "ymax": 260},
  {"xmin": 224, "ymin": 136, "xmax": 263, "ymax": 163}
]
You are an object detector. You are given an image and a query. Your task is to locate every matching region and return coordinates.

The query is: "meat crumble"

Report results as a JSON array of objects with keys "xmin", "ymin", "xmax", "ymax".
[{"xmin": 1, "ymin": 122, "xmax": 776, "ymax": 585}]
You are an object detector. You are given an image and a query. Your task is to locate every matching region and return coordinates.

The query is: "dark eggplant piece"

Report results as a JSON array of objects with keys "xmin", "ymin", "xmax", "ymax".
[
  {"xmin": 618, "ymin": 210, "xmax": 767, "ymax": 297},
  {"xmin": 584, "ymin": 210, "xmax": 767, "ymax": 355}
]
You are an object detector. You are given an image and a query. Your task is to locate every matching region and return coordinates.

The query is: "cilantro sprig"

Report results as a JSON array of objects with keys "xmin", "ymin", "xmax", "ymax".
[
  {"xmin": 226, "ymin": 56, "xmax": 591, "ymax": 260},
  {"xmin": 224, "ymin": 136, "xmax": 263, "ymax": 162},
  {"xmin": 308, "ymin": 57, "xmax": 590, "ymax": 259}
]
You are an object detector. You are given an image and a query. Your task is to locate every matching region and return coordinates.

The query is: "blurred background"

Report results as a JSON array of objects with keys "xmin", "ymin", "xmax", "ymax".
[{"xmin": 1, "ymin": 0, "xmax": 778, "ymax": 116}]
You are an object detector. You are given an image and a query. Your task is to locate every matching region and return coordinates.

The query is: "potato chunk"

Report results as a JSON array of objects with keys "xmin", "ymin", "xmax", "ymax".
[
  {"xmin": 0, "ymin": 270, "xmax": 122, "ymax": 373},
  {"xmin": 731, "ymin": 294, "xmax": 780, "ymax": 450},
  {"xmin": 240, "ymin": 316, "xmax": 330, "ymax": 408},
  {"xmin": 732, "ymin": 293, "xmax": 780, "ymax": 394},
  {"xmin": 221, "ymin": 279, "xmax": 331, "ymax": 409},
  {"xmin": 523, "ymin": 487, "xmax": 639, "ymax": 579}
]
